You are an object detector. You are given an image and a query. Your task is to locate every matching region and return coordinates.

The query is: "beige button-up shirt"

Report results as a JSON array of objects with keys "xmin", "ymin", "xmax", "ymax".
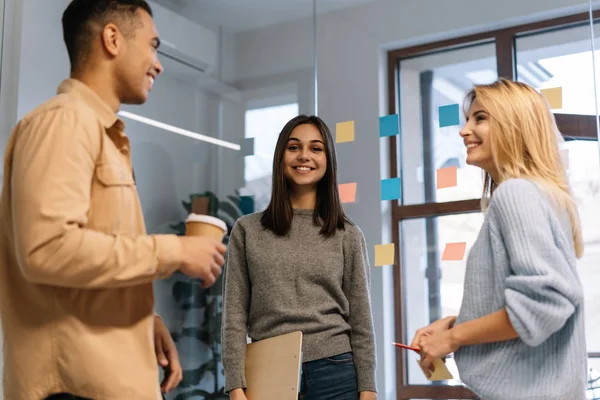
[{"xmin": 0, "ymin": 79, "xmax": 183, "ymax": 399}]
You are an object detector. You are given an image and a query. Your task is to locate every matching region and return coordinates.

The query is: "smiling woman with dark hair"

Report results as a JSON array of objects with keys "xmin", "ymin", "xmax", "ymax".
[{"xmin": 222, "ymin": 115, "xmax": 378, "ymax": 400}]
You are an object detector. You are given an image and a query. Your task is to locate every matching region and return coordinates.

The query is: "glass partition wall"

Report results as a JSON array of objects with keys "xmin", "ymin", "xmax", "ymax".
[{"xmin": 142, "ymin": 1, "xmax": 317, "ymax": 398}]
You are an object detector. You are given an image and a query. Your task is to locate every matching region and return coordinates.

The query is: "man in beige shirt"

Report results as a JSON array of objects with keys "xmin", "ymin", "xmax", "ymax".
[{"xmin": 0, "ymin": 1, "xmax": 227, "ymax": 399}]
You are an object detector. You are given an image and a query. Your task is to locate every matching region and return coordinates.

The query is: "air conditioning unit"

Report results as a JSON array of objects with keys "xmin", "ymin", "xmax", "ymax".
[{"xmin": 150, "ymin": 2, "xmax": 217, "ymax": 75}]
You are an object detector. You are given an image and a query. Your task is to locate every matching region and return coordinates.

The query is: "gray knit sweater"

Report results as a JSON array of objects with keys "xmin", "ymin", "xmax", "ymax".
[
  {"xmin": 221, "ymin": 209, "xmax": 377, "ymax": 393},
  {"xmin": 454, "ymin": 178, "xmax": 587, "ymax": 400}
]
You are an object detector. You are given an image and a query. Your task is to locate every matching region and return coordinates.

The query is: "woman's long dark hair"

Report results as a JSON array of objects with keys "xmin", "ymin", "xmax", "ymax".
[{"xmin": 260, "ymin": 115, "xmax": 349, "ymax": 237}]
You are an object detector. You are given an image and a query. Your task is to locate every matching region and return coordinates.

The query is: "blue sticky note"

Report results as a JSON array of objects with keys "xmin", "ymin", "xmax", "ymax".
[
  {"xmin": 381, "ymin": 178, "xmax": 401, "ymax": 201},
  {"xmin": 439, "ymin": 104, "xmax": 460, "ymax": 128},
  {"xmin": 379, "ymin": 114, "xmax": 400, "ymax": 137}
]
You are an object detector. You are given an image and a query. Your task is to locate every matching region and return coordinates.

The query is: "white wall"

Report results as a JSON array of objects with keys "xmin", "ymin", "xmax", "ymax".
[
  {"xmin": 230, "ymin": 0, "xmax": 596, "ymax": 397},
  {"xmin": 0, "ymin": 0, "xmax": 22, "ymax": 161},
  {"xmin": 0, "ymin": 0, "xmax": 6, "ymax": 393},
  {"xmin": 1, "ymin": 0, "xmax": 238, "ymax": 230}
]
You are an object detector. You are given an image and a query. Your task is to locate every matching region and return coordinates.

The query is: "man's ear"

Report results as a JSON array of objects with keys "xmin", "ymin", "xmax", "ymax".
[{"xmin": 100, "ymin": 23, "xmax": 122, "ymax": 57}]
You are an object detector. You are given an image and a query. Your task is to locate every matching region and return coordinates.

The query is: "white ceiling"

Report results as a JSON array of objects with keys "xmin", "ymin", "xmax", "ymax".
[{"xmin": 151, "ymin": 0, "xmax": 378, "ymax": 33}]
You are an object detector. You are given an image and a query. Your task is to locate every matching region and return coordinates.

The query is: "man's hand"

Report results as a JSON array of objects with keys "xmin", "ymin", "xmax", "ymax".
[
  {"xmin": 154, "ymin": 315, "xmax": 183, "ymax": 393},
  {"xmin": 359, "ymin": 390, "xmax": 377, "ymax": 400},
  {"xmin": 179, "ymin": 236, "xmax": 227, "ymax": 288}
]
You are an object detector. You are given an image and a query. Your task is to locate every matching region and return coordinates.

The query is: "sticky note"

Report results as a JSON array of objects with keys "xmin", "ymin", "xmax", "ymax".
[
  {"xmin": 417, "ymin": 359, "xmax": 453, "ymax": 381},
  {"xmin": 436, "ymin": 166, "xmax": 458, "ymax": 189},
  {"xmin": 238, "ymin": 195, "xmax": 255, "ymax": 215},
  {"xmin": 379, "ymin": 114, "xmax": 400, "ymax": 137},
  {"xmin": 336, "ymin": 120, "xmax": 355, "ymax": 143},
  {"xmin": 442, "ymin": 242, "xmax": 467, "ymax": 261},
  {"xmin": 242, "ymin": 137, "xmax": 255, "ymax": 156},
  {"xmin": 381, "ymin": 178, "xmax": 401, "ymax": 201},
  {"xmin": 374, "ymin": 243, "xmax": 395, "ymax": 266},
  {"xmin": 339, "ymin": 182, "xmax": 357, "ymax": 203},
  {"xmin": 560, "ymin": 148, "xmax": 569, "ymax": 169},
  {"xmin": 439, "ymin": 104, "xmax": 460, "ymax": 128},
  {"xmin": 541, "ymin": 87, "xmax": 563, "ymax": 109}
]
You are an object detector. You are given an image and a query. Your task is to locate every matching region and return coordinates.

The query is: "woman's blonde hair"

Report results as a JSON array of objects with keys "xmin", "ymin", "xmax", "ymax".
[{"xmin": 464, "ymin": 78, "xmax": 583, "ymax": 258}]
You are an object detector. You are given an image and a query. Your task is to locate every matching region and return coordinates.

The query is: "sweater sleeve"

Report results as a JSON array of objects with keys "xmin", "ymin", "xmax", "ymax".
[
  {"xmin": 490, "ymin": 179, "xmax": 583, "ymax": 347},
  {"xmin": 221, "ymin": 220, "xmax": 250, "ymax": 392},
  {"xmin": 343, "ymin": 225, "xmax": 377, "ymax": 392}
]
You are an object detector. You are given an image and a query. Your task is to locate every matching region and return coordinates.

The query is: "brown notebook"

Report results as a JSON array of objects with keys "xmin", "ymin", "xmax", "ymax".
[{"xmin": 244, "ymin": 331, "xmax": 303, "ymax": 400}]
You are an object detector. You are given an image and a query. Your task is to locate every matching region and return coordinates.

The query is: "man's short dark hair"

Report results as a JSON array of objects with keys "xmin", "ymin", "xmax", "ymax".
[{"xmin": 62, "ymin": 0, "xmax": 153, "ymax": 71}]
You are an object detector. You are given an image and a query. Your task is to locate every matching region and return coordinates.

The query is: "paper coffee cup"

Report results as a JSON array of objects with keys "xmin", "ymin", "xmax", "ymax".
[{"xmin": 185, "ymin": 214, "xmax": 227, "ymax": 241}]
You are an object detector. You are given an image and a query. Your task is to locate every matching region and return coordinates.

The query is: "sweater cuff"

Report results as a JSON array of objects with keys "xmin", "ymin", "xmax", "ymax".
[
  {"xmin": 357, "ymin": 367, "xmax": 377, "ymax": 393},
  {"xmin": 224, "ymin": 370, "xmax": 247, "ymax": 394}
]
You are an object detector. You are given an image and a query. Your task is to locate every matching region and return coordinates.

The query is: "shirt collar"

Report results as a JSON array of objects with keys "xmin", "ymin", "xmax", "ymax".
[{"xmin": 57, "ymin": 78, "xmax": 121, "ymax": 129}]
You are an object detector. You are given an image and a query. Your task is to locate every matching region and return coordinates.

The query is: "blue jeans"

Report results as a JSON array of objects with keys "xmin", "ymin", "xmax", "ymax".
[{"xmin": 298, "ymin": 352, "xmax": 359, "ymax": 400}]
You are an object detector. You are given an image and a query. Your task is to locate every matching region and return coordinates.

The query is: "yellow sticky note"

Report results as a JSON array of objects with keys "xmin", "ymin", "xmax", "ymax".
[
  {"xmin": 336, "ymin": 120, "xmax": 355, "ymax": 143},
  {"xmin": 374, "ymin": 243, "xmax": 395, "ymax": 267},
  {"xmin": 339, "ymin": 182, "xmax": 357, "ymax": 203},
  {"xmin": 436, "ymin": 166, "xmax": 458, "ymax": 189},
  {"xmin": 417, "ymin": 359, "xmax": 453, "ymax": 381},
  {"xmin": 442, "ymin": 242, "xmax": 466, "ymax": 261},
  {"xmin": 541, "ymin": 87, "xmax": 563, "ymax": 110}
]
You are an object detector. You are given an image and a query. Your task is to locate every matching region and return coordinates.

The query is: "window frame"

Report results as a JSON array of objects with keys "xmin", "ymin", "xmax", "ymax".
[{"xmin": 386, "ymin": 10, "xmax": 600, "ymax": 399}]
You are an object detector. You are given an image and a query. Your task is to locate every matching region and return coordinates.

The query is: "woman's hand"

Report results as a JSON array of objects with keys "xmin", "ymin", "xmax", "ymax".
[
  {"xmin": 417, "ymin": 330, "xmax": 460, "ymax": 378},
  {"xmin": 229, "ymin": 388, "xmax": 248, "ymax": 400},
  {"xmin": 410, "ymin": 316, "xmax": 456, "ymax": 348},
  {"xmin": 359, "ymin": 390, "xmax": 377, "ymax": 400}
]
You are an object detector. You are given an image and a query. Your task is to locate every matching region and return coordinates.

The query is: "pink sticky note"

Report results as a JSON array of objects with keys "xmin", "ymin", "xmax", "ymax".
[
  {"xmin": 442, "ymin": 242, "xmax": 466, "ymax": 261},
  {"xmin": 436, "ymin": 166, "xmax": 458, "ymax": 189},
  {"xmin": 339, "ymin": 183, "xmax": 357, "ymax": 203}
]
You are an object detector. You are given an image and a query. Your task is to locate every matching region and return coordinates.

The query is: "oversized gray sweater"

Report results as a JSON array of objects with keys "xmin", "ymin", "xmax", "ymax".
[
  {"xmin": 221, "ymin": 209, "xmax": 377, "ymax": 393},
  {"xmin": 454, "ymin": 178, "xmax": 587, "ymax": 400}
]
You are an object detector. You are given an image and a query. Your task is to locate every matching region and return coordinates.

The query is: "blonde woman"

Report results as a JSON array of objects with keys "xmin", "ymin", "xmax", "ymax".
[{"xmin": 410, "ymin": 79, "xmax": 587, "ymax": 400}]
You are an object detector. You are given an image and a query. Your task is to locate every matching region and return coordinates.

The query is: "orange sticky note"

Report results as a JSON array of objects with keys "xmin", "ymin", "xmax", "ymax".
[
  {"xmin": 339, "ymin": 182, "xmax": 357, "ymax": 203},
  {"xmin": 436, "ymin": 166, "xmax": 458, "ymax": 189},
  {"xmin": 374, "ymin": 243, "xmax": 395, "ymax": 267},
  {"xmin": 442, "ymin": 242, "xmax": 466, "ymax": 261},
  {"xmin": 541, "ymin": 87, "xmax": 563, "ymax": 109},
  {"xmin": 336, "ymin": 120, "xmax": 355, "ymax": 143}
]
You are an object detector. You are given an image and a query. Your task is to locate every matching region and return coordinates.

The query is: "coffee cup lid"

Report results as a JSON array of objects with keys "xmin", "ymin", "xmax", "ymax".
[{"xmin": 185, "ymin": 214, "xmax": 227, "ymax": 232}]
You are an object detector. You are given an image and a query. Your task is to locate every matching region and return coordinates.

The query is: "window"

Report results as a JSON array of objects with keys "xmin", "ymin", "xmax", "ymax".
[
  {"xmin": 399, "ymin": 42, "xmax": 497, "ymax": 207},
  {"xmin": 387, "ymin": 10, "xmax": 600, "ymax": 400},
  {"xmin": 516, "ymin": 23, "xmax": 600, "ymax": 117},
  {"xmin": 242, "ymin": 103, "xmax": 299, "ymax": 212},
  {"xmin": 401, "ymin": 213, "xmax": 484, "ymax": 386}
]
